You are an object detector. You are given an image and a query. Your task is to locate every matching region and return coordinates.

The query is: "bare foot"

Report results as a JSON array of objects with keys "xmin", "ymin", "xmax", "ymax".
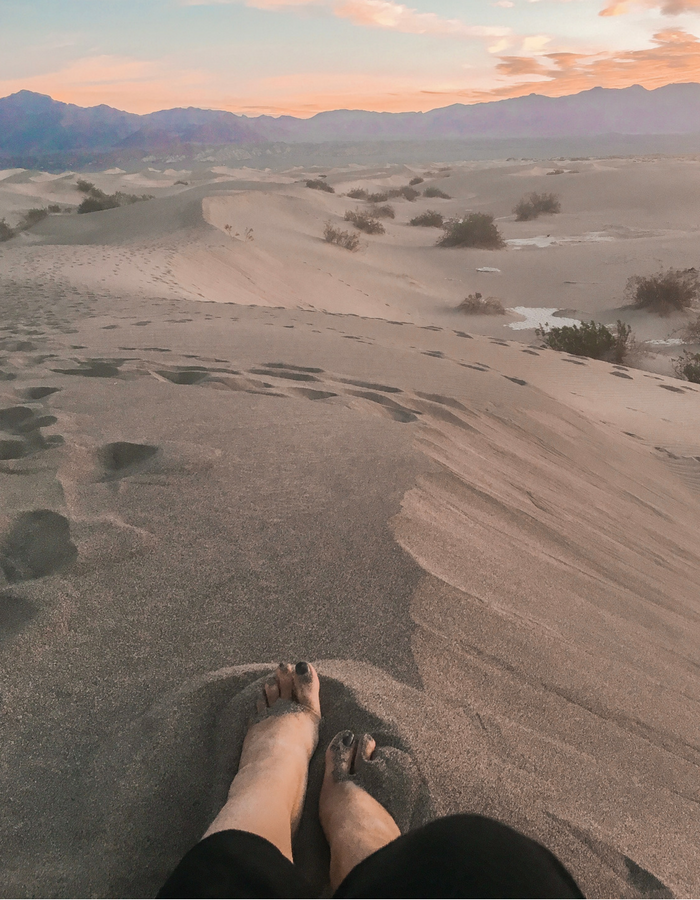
[
  {"xmin": 319, "ymin": 730, "xmax": 401, "ymax": 891},
  {"xmin": 203, "ymin": 661, "xmax": 321, "ymax": 862}
]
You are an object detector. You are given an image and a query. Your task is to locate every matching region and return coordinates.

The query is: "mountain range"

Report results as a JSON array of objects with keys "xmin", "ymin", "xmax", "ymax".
[{"xmin": 2, "ymin": 83, "xmax": 700, "ymax": 157}]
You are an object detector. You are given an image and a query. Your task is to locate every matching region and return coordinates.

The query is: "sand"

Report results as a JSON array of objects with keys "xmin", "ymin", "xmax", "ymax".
[{"xmin": 0, "ymin": 156, "xmax": 699, "ymax": 897}]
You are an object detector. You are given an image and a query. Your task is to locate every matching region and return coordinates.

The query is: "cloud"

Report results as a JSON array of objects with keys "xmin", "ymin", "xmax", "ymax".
[
  {"xmin": 182, "ymin": 0, "xmax": 512, "ymax": 41},
  {"xmin": 489, "ymin": 27, "xmax": 700, "ymax": 98},
  {"xmin": 600, "ymin": 0, "xmax": 700, "ymax": 15}
]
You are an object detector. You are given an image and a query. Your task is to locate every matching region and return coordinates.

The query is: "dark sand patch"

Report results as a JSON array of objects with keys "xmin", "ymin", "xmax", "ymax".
[{"xmin": 0, "ymin": 510, "xmax": 78, "ymax": 583}]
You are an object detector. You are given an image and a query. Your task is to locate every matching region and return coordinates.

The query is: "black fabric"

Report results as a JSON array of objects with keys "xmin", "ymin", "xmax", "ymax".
[
  {"xmin": 335, "ymin": 814, "xmax": 585, "ymax": 898},
  {"xmin": 157, "ymin": 829, "xmax": 313, "ymax": 898},
  {"xmin": 157, "ymin": 814, "xmax": 585, "ymax": 899}
]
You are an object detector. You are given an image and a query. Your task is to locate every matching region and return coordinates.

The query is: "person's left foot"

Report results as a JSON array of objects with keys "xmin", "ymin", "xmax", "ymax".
[{"xmin": 203, "ymin": 662, "xmax": 321, "ymax": 859}]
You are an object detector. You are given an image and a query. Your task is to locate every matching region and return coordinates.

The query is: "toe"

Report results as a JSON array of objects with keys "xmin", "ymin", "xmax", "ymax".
[
  {"xmin": 326, "ymin": 730, "xmax": 357, "ymax": 780},
  {"xmin": 292, "ymin": 661, "xmax": 321, "ymax": 717},
  {"xmin": 277, "ymin": 663, "xmax": 294, "ymax": 701},
  {"xmin": 356, "ymin": 733, "xmax": 376, "ymax": 767}
]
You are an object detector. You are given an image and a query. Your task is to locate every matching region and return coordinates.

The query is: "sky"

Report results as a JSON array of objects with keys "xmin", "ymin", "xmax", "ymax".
[{"xmin": 1, "ymin": 0, "xmax": 700, "ymax": 116}]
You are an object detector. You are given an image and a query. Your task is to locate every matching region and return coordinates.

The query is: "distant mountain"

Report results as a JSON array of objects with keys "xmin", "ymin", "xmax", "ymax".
[{"xmin": 2, "ymin": 84, "xmax": 700, "ymax": 157}]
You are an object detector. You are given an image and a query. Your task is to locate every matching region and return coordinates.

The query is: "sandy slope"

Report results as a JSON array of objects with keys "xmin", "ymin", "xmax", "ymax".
[{"xmin": 0, "ymin": 157, "xmax": 699, "ymax": 897}]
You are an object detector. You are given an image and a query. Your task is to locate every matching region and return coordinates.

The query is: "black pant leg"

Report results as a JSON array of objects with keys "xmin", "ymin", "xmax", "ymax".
[
  {"xmin": 157, "ymin": 829, "xmax": 315, "ymax": 899},
  {"xmin": 333, "ymin": 814, "xmax": 585, "ymax": 899}
]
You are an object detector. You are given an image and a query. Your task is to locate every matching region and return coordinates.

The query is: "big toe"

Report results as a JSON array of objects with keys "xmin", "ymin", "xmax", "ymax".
[
  {"xmin": 292, "ymin": 661, "xmax": 321, "ymax": 717},
  {"xmin": 325, "ymin": 730, "xmax": 358, "ymax": 780}
]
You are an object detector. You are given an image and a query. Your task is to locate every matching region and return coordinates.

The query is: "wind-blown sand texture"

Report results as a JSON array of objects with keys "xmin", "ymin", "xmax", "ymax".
[{"xmin": 0, "ymin": 157, "xmax": 699, "ymax": 898}]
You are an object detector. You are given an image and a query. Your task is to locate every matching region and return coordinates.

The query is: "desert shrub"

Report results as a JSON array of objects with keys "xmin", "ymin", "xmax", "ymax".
[
  {"xmin": 78, "ymin": 196, "xmax": 120, "ymax": 214},
  {"xmin": 47, "ymin": 204, "xmax": 61, "ymax": 213},
  {"xmin": 113, "ymin": 191, "xmax": 154, "ymax": 205},
  {"xmin": 535, "ymin": 319, "xmax": 632, "ymax": 362},
  {"xmin": 457, "ymin": 293, "xmax": 506, "ymax": 315},
  {"xmin": 174, "ymin": 179, "xmax": 189, "ymax": 186},
  {"xmin": 0, "ymin": 218, "xmax": 14, "ymax": 242},
  {"xmin": 76, "ymin": 179, "xmax": 96, "ymax": 193},
  {"xmin": 368, "ymin": 204, "xmax": 395, "ymax": 219},
  {"xmin": 347, "ymin": 188, "xmax": 368, "ymax": 199},
  {"xmin": 409, "ymin": 210, "xmax": 444, "ymax": 228},
  {"xmin": 423, "ymin": 186, "xmax": 451, "ymax": 199},
  {"xmin": 683, "ymin": 314, "xmax": 700, "ymax": 343},
  {"xmin": 673, "ymin": 351, "xmax": 700, "ymax": 383},
  {"xmin": 397, "ymin": 185, "xmax": 419, "ymax": 201},
  {"xmin": 18, "ymin": 208, "xmax": 48, "ymax": 229},
  {"xmin": 514, "ymin": 192, "xmax": 561, "ymax": 221},
  {"xmin": 438, "ymin": 213, "xmax": 504, "ymax": 249},
  {"xmin": 409, "ymin": 176, "xmax": 424, "ymax": 185},
  {"xmin": 547, "ymin": 169, "xmax": 566, "ymax": 175},
  {"xmin": 323, "ymin": 221, "xmax": 361, "ymax": 251},
  {"xmin": 306, "ymin": 179, "xmax": 335, "ymax": 193},
  {"xmin": 367, "ymin": 191, "xmax": 390, "ymax": 203},
  {"xmin": 625, "ymin": 268, "xmax": 699, "ymax": 316},
  {"xmin": 344, "ymin": 210, "xmax": 385, "ymax": 234}
]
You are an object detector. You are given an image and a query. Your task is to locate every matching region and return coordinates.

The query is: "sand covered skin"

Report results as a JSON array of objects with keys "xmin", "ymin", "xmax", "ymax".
[{"xmin": 0, "ymin": 157, "xmax": 699, "ymax": 897}]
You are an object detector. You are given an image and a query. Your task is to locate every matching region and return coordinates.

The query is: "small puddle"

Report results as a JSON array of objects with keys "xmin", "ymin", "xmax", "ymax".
[
  {"xmin": 505, "ymin": 308, "xmax": 581, "ymax": 331},
  {"xmin": 506, "ymin": 232, "xmax": 615, "ymax": 249}
]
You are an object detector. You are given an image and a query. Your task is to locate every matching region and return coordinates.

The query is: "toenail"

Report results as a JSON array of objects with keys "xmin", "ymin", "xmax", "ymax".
[
  {"xmin": 341, "ymin": 731, "xmax": 355, "ymax": 747},
  {"xmin": 295, "ymin": 661, "xmax": 309, "ymax": 676}
]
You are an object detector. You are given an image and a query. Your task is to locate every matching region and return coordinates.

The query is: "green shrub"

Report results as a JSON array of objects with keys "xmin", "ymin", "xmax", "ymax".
[
  {"xmin": 0, "ymin": 218, "xmax": 14, "ymax": 242},
  {"xmin": 438, "ymin": 213, "xmax": 504, "ymax": 249},
  {"xmin": 344, "ymin": 210, "xmax": 385, "ymax": 234},
  {"xmin": 673, "ymin": 351, "xmax": 700, "ymax": 383},
  {"xmin": 18, "ymin": 208, "xmax": 48, "ymax": 229},
  {"xmin": 683, "ymin": 314, "xmax": 700, "ymax": 343},
  {"xmin": 625, "ymin": 268, "xmax": 699, "ymax": 316},
  {"xmin": 324, "ymin": 221, "xmax": 361, "ymax": 251},
  {"xmin": 47, "ymin": 204, "xmax": 61, "ymax": 213},
  {"xmin": 457, "ymin": 293, "xmax": 506, "ymax": 315},
  {"xmin": 347, "ymin": 188, "xmax": 368, "ymax": 199},
  {"xmin": 409, "ymin": 210, "xmax": 444, "ymax": 228},
  {"xmin": 409, "ymin": 176, "xmax": 424, "ymax": 186},
  {"xmin": 396, "ymin": 186, "xmax": 419, "ymax": 201},
  {"xmin": 423, "ymin": 186, "xmax": 451, "ymax": 199},
  {"xmin": 535, "ymin": 319, "xmax": 632, "ymax": 363},
  {"xmin": 306, "ymin": 179, "xmax": 335, "ymax": 193},
  {"xmin": 514, "ymin": 191, "xmax": 561, "ymax": 221},
  {"xmin": 76, "ymin": 179, "xmax": 96, "ymax": 194},
  {"xmin": 367, "ymin": 204, "xmax": 395, "ymax": 219},
  {"xmin": 78, "ymin": 196, "xmax": 120, "ymax": 214}
]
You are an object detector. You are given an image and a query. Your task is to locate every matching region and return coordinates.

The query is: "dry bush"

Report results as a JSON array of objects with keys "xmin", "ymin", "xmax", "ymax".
[
  {"xmin": 368, "ymin": 204, "xmax": 395, "ymax": 219},
  {"xmin": 673, "ymin": 351, "xmax": 700, "ymax": 383},
  {"xmin": 347, "ymin": 188, "xmax": 368, "ymax": 199},
  {"xmin": 438, "ymin": 213, "xmax": 504, "ymax": 249},
  {"xmin": 306, "ymin": 179, "xmax": 335, "ymax": 193},
  {"xmin": 344, "ymin": 210, "xmax": 385, "ymax": 234},
  {"xmin": 0, "ymin": 218, "xmax": 14, "ymax": 242},
  {"xmin": 174, "ymin": 179, "xmax": 189, "ymax": 185},
  {"xmin": 409, "ymin": 176, "xmax": 424, "ymax": 185},
  {"xmin": 76, "ymin": 179, "xmax": 96, "ymax": 193},
  {"xmin": 323, "ymin": 222, "xmax": 361, "ymax": 251},
  {"xmin": 367, "ymin": 191, "xmax": 390, "ymax": 203},
  {"xmin": 683, "ymin": 314, "xmax": 700, "ymax": 342},
  {"xmin": 423, "ymin": 186, "xmax": 451, "ymax": 199},
  {"xmin": 409, "ymin": 210, "xmax": 444, "ymax": 227},
  {"xmin": 547, "ymin": 169, "xmax": 566, "ymax": 175},
  {"xmin": 47, "ymin": 204, "xmax": 61, "ymax": 213},
  {"xmin": 77, "ymin": 183, "xmax": 153, "ymax": 214},
  {"xmin": 395, "ymin": 186, "xmax": 419, "ymax": 201},
  {"xmin": 78, "ymin": 196, "xmax": 120, "ymax": 214},
  {"xmin": 535, "ymin": 319, "xmax": 632, "ymax": 363},
  {"xmin": 18, "ymin": 208, "xmax": 48, "ymax": 229},
  {"xmin": 514, "ymin": 192, "xmax": 561, "ymax": 221},
  {"xmin": 625, "ymin": 268, "xmax": 700, "ymax": 316},
  {"xmin": 457, "ymin": 293, "xmax": 506, "ymax": 315}
]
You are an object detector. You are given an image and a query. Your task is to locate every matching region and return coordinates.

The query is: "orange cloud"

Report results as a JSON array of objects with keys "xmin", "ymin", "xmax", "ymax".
[
  {"xmin": 486, "ymin": 28, "xmax": 700, "ymax": 99},
  {"xmin": 601, "ymin": 0, "xmax": 700, "ymax": 14}
]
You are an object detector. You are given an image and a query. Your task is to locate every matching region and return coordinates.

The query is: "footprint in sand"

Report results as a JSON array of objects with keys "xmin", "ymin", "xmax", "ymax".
[
  {"xmin": 97, "ymin": 442, "xmax": 160, "ymax": 480},
  {"xmin": 53, "ymin": 359, "xmax": 124, "ymax": 378},
  {"xmin": 0, "ymin": 510, "xmax": 78, "ymax": 583},
  {"xmin": 0, "ymin": 591, "xmax": 38, "ymax": 640},
  {"xmin": 611, "ymin": 371, "xmax": 633, "ymax": 379}
]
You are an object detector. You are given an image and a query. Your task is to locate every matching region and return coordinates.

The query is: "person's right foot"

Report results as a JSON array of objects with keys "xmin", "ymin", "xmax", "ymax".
[{"xmin": 319, "ymin": 730, "xmax": 401, "ymax": 891}]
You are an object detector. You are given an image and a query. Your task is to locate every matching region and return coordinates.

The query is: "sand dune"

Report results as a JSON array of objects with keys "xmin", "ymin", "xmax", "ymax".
[{"xmin": 0, "ymin": 156, "xmax": 699, "ymax": 897}]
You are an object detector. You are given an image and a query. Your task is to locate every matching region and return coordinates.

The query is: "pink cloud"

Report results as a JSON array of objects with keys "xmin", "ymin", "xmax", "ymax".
[{"xmin": 600, "ymin": 0, "xmax": 700, "ymax": 14}]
